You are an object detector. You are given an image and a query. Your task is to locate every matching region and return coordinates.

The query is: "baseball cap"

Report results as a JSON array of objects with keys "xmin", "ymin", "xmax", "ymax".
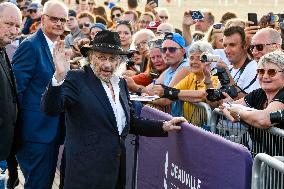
[
  {"xmin": 27, "ymin": 2, "xmax": 40, "ymax": 11},
  {"xmin": 90, "ymin": 23, "xmax": 106, "ymax": 31},
  {"xmin": 164, "ymin": 32, "xmax": 185, "ymax": 48},
  {"xmin": 146, "ymin": 21, "xmax": 161, "ymax": 30},
  {"xmin": 68, "ymin": 10, "xmax": 77, "ymax": 18}
]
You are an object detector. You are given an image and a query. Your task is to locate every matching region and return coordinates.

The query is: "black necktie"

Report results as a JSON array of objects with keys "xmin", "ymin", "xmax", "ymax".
[{"xmin": 0, "ymin": 48, "xmax": 13, "ymax": 83}]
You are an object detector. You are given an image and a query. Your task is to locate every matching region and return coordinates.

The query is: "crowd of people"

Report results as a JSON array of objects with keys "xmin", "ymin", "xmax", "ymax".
[{"xmin": 1, "ymin": 0, "xmax": 284, "ymax": 188}]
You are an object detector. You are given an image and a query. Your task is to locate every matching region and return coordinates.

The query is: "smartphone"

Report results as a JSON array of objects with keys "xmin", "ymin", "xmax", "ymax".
[
  {"xmin": 190, "ymin": 11, "xmax": 204, "ymax": 20},
  {"xmin": 146, "ymin": 0, "xmax": 158, "ymax": 7},
  {"xmin": 248, "ymin": 13, "xmax": 258, "ymax": 26}
]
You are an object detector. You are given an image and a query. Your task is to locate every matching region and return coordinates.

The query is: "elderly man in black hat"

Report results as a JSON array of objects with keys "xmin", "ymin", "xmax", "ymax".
[{"xmin": 41, "ymin": 30, "xmax": 186, "ymax": 189}]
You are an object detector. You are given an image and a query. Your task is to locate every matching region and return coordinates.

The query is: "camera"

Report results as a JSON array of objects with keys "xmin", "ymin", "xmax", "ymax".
[
  {"xmin": 126, "ymin": 60, "xmax": 135, "ymax": 69},
  {"xmin": 270, "ymin": 110, "xmax": 284, "ymax": 124},
  {"xmin": 206, "ymin": 67, "xmax": 238, "ymax": 102},
  {"xmin": 200, "ymin": 54, "xmax": 220, "ymax": 62}
]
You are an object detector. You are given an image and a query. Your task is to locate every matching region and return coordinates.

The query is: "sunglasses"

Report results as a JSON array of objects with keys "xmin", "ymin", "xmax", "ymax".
[
  {"xmin": 212, "ymin": 23, "xmax": 224, "ymax": 29},
  {"xmin": 160, "ymin": 47, "xmax": 181, "ymax": 53},
  {"xmin": 257, "ymin": 68, "xmax": 283, "ymax": 77},
  {"xmin": 28, "ymin": 9, "xmax": 37, "ymax": 14},
  {"xmin": 79, "ymin": 23, "xmax": 91, "ymax": 29},
  {"xmin": 44, "ymin": 14, "xmax": 67, "ymax": 23},
  {"xmin": 159, "ymin": 16, "xmax": 168, "ymax": 19},
  {"xmin": 250, "ymin": 43, "xmax": 276, "ymax": 51},
  {"xmin": 88, "ymin": 2, "xmax": 94, "ymax": 5},
  {"xmin": 164, "ymin": 32, "xmax": 174, "ymax": 40},
  {"xmin": 116, "ymin": 20, "xmax": 132, "ymax": 26},
  {"xmin": 155, "ymin": 31, "xmax": 170, "ymax": 36},
  {"xmin": 112, "ymin": 13, "xmax": 121, "ymax": 19}
]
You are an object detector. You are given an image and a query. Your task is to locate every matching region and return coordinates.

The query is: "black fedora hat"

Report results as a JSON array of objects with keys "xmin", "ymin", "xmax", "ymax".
[{"xmin": 80, "ymin": 30, "xmax": 129, "ymax": 57}]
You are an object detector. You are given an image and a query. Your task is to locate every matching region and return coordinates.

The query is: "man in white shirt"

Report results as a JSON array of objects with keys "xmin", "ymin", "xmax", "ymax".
[{"xmin": 223, "ymin": 26, "xmax": 260, "ymax": 97}]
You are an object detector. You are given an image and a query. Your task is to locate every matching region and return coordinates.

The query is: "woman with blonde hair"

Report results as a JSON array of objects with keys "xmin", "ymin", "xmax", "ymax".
[{"xmin": 204, "ymin": 23, "xmax": 225, "ymax": 49}]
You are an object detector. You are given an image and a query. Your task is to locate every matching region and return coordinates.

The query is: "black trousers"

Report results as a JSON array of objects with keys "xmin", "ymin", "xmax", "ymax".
[{"xmin": 6, "ymin": 153, "xmax": 18, "ymax": 179}]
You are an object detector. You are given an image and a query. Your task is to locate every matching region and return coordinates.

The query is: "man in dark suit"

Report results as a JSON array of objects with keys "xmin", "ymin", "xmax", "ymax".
[
  {"xmin": 12, "ymin": 1, "xmax": 68, "ymax": 188},
  {"xmin": 0, "ymin": 1, "xmax": 21, "ymax": 161},
  {"xmin": 41, "ymin": 30, "xmax": 186, "ymax": 189},
  {"xmin": 0, "ymin": 3, "xmax": 21, "ymax": 189}
]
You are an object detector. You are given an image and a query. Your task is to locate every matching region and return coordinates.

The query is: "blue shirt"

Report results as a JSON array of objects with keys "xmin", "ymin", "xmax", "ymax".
[
  {"xmin": 163, "ymin": 58, "xmax": 188, "ymax": 116},
  {"xmin": 163, "ymin": 58, "xmax": 188, "ymax": 86}
]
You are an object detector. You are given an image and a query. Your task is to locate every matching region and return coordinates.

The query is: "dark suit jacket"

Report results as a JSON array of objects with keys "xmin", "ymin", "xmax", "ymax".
[
  {"xmin": 12, "ymin": 29, "xmax": 60, "ymax": 143},
  {"xmin": 0, "ymin": 49, "xmax": 17, "ymax": 160},
  {"xmin": 41, "ymin": 65, "xmax": 167, "ymax": 189}
]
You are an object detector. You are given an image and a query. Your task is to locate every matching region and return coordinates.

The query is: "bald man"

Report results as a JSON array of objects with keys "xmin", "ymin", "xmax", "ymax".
[
  {"xmin": 251, "ymin": 28, "xmax": 282, "ymax": 62},
  {"xmin": 12, "ymin": 1, "xmax": 68, "ymax": 188}
]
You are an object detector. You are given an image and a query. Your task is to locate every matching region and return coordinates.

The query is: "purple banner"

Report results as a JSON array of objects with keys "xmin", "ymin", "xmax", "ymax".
[{"xmin": 137, "ymin": 106, "xmax": 252, "ymax": 189}]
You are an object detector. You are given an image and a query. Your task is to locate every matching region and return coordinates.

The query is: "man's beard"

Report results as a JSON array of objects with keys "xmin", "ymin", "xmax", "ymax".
[{"xmin": 90, "ymin": 63, "xmax": 119, "ymax": 83}]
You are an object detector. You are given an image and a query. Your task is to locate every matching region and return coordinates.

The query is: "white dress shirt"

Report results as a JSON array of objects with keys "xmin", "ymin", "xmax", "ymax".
[
  {"xmin": 51, "ymin": 74, "xmax": 126, "ymax": 135},
  {"xmin": 101, "ymin": 76, "xmax": 126, "ymax": 135},
  {"xmin": 43, "ymin": 33, "xmax": 55, "ymax": 57}
]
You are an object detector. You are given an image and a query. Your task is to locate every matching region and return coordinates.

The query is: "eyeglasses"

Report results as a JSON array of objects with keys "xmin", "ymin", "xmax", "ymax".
[
  {"xmin": 257, "ymin": 68, "xmax": 283, "ymax": 77},
  {"xmin": 160, "ymin": 47, "xmax": 181, "ymax": 53},
  {"xmin": 148, "ymin": 39, "xmax": 164, "ymax": 49},
  {"xmin": 159, "ymin": 16, "xmax": 168, "ymax": 19},
  {"xmin": 139, "ymin": 20, "xmax": 151, "ymax": 25},
  {"xmin": 44, "ymin": 14, "xmax": 67, "ymax": 24},
  {"xmin": 212, "ymin": 23, "xmax": 224, "ymax": 29},
  {"xmin": 79, "ymin": 23, "xmax": 91, "ymax": 29},
  {"xmin": 135, "ymin": 40, "xmax": 148, "ymax": 50},
  {"xmin": 28, "ymin": 9, "xmax": 37, "ymax": 14},
  {"xmin": 94, "ymin": 55, "xmax": 121, "ymax": 63},
  {"xmin": 250, "ymin": 43, "xmax": 276, "ymax": 51},
  {"xmin": 112, "ymin": 13, "xmax": 121, "ymax": 19},
  {"xmin": 116, "ymin": 20, "xmax": 132, "ymax": 27},
  {"xmin": 88, "ymin": 2, "xmax": 94, "ymax": 5}
]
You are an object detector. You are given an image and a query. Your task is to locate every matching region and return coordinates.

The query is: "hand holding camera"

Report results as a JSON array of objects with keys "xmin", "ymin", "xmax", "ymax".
[{"xmin": 182, "ymin": 10, "xmax": 196, "ymax": 28}]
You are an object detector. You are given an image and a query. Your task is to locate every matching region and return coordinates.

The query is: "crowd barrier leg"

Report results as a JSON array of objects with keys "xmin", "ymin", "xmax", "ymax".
[{"xmin": 252, "ymin": 154, "xmax": 284, "ymax": 189}]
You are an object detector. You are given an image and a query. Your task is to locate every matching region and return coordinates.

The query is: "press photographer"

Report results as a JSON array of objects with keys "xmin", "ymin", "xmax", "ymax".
[{"xmin": 208, "ymin": 26, "xmax": 260, "ymax": 104}]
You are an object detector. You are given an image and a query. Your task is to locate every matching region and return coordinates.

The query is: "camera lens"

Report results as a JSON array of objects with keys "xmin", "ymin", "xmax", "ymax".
[{"xmin": 200, "ymin": 54, "xmax": 208, "ymax": 62}]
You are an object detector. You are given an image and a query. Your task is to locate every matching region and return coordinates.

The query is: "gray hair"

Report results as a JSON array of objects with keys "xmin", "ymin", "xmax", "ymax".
[
  {"xmin": 189, "ymin": 41, "xmax": 214, "ymax": 54},
  {"xmin": 132, "ymin": 29, "xmax": 156, "ymax": 45},
  {"xmin": 258, "ymin": 51, "xmax": 284, "ymax": 71},
  {"xmin": 157, "ymin": 8, "xmax": 170, "ymax": 16},
  {"xmin": 42, "ymin": 0, "xmax": 68, "ymax": 15},
  {"xmin": 0, "ymin": 2, "xmax": 21, "ymax": 17},
  {"xmin": 254, "ymin": 28, "xmax": 282, "ymax": 45}
]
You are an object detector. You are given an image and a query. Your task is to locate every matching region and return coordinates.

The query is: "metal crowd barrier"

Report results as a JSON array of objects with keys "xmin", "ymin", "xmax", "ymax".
[
  {"xmin": 148, "ymin": 101, "xmax": 212, "ymax": 128},
  {"xmin": 182, "ymin": 101, "xmax": 212, "ymax": 127},
  {"xmin": 210, "ymin": 108, "xmax": 284, "ymax": 157},
  {"xmin": 251, "ymin": 153, "xmax": 284, "ymax": 189}
]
